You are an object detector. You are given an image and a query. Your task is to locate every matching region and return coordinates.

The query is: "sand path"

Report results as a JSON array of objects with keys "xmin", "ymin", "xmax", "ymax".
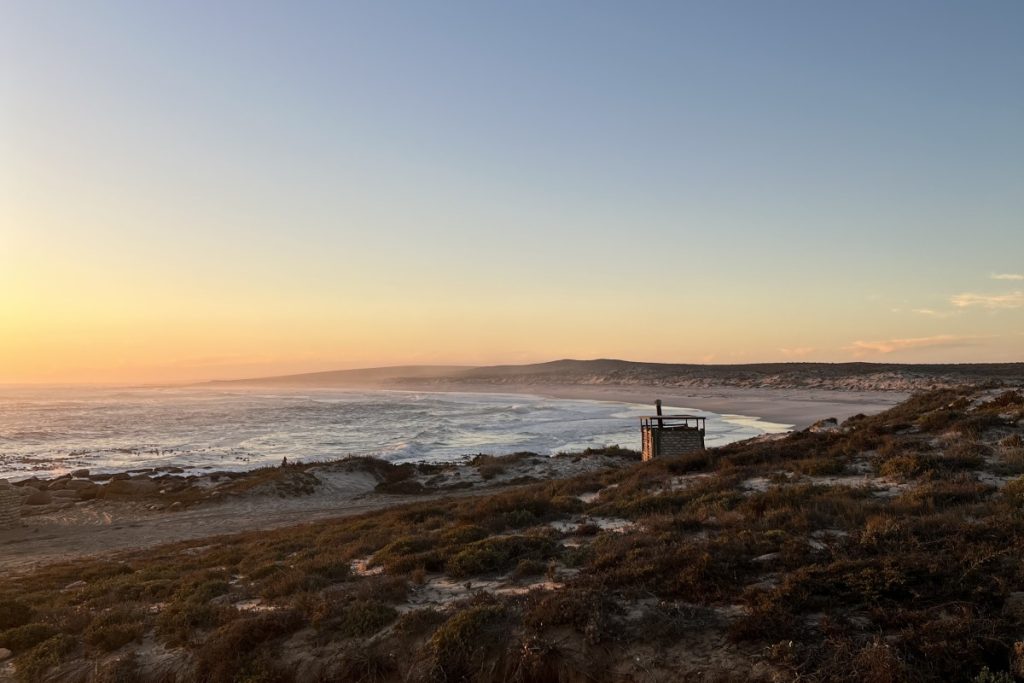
[{"xmin": 0, "ymin": 469, "xmax": 473, "ymax": 574}]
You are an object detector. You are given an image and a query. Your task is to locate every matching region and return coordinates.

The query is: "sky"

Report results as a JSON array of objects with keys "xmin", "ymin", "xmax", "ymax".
[{"xmin": 2, "ymin": 1, "xmax": 1022, "ymax": 384}]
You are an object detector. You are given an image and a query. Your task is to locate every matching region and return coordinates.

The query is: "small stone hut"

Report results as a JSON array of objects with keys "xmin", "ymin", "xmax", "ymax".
[
  {"xmin": 0, "ymin": 480, "xmax": 20, "ymax": 530},
  {"xmin": 640, "ymin": 401, "xmax": 706, "ymax": 461}
]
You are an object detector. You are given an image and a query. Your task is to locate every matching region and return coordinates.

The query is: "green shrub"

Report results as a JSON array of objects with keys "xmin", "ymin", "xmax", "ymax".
[{"xmin": 446, "ymin": 535, "xmax": 558, "ymax": 578}]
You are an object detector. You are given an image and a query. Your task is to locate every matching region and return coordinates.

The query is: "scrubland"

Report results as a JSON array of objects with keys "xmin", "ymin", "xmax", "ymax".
[{"xmin": 3, "ymin": 387, "xmax": 1024, "ymax": 682}]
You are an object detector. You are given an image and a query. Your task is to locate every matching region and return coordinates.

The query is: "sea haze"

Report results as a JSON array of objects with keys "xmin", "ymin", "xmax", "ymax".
[{"xmin": 0, "ymin": 387, "xmax": 791, "ymax": 479}]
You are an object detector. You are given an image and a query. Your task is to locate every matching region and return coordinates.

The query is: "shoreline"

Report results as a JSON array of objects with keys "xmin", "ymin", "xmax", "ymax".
[
  {"xmin": 0, "ymin": 384, "xmax": 903, "ymax": 482},
  {"xmin": 389, "ymin": 382, "xmax": 907, "ymax": 430}
]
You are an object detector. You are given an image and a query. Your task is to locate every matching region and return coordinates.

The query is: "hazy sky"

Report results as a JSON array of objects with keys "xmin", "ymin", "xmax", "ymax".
[{"xmin": 2, "ymin": 1, "xmax": 1022, "ymax": 383}]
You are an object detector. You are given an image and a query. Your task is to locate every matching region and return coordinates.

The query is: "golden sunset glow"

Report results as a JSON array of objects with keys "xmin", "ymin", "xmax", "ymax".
[{"xmin": 2, "ymin": 2, "xmax": 1021, "ymax": 384}]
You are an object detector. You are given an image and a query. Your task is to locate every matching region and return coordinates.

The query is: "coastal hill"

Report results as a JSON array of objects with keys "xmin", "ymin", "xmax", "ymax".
[{"xmin": 210, "ymin": 359, "xmax": 1024, "ymax": 393}]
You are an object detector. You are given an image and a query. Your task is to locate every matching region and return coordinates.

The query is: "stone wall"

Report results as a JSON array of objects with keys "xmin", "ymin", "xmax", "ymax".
[
  {"xmin": 0, "ymin": 480, "xmax": 20, "ymax": 529},
  {"xmin": 642, "ymin": 427, "xmax": 705, "ymax": 461}
]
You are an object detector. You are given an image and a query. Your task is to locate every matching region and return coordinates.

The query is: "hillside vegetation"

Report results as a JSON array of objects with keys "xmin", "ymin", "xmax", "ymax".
[
  {"xmin": 212, "ymin": 359, "xmax": 1024, "ymax": 393},
  {"xmin": 3, "ymin": 387, "xmax": 1024, "ymax": 682}
]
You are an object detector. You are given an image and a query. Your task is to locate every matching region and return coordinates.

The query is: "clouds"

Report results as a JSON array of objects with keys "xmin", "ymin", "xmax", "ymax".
[
  {"xmin": 893, "ymin": 273, "xmax": 1024, "ymax": 318},
  {"xmin": 911, "ymin": 308, "xmax": 957, "ymax": 318},
  {"xmin": 950, "ymin": 291, "xmax": 1024, "ymax": 310},
  {"xmin": 847, "ymin": 335, "xmax": 968, "ymax": 357}
]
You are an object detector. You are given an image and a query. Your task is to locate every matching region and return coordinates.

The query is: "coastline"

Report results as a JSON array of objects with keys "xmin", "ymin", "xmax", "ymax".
[{"xmin": 390, "ymin": 382, "xmax": 907, "ymax": 429}]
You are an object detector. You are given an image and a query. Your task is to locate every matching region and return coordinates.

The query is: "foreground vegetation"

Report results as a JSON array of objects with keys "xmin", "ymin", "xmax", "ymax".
[{"xmin": 2, "ymin": 387, "xmax": 1024, "ymax": 682}]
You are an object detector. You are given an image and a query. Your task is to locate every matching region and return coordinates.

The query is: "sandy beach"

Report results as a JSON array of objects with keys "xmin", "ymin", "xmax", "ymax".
[{"xmin": 395, "ymin": 382, "xmax": 907, "ymax": 429}]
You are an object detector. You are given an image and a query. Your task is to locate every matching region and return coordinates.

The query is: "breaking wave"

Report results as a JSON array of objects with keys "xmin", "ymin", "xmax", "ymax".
[{"xmin": 0, "ymin": 387, "xmax": 790, "ymax": 479}]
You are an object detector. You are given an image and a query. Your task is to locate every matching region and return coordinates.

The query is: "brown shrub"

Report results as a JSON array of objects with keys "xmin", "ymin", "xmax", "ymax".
[
  {"xmin": 194, "ymin": 610, "xmax": 304, "ymax": 683},
  {"xmin": 428, "ymin": 603, "xmax": 511, "ymax": 682}
]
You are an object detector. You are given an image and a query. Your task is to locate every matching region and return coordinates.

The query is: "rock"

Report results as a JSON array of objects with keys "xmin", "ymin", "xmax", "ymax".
[
  {"xmin": 110, "ymin": 473, "xmax": 131, "ymax": 481},
  {"xmin": 104, "ymin": 479, "xmax": 157, "ymax": 496},
  {"xmin": 62, "ymin": 580, "xmax": 87, "ymax": 591},
  {"xmin": 71, "ymin": 469, "xmax": 90, "ymax": 478},
  {"xmin": 47, "ymin": 479, "xmax": 68, "ymax": 491},
  {"xmin": 808, "ymin": 418, "xmax": 840, "ymax": 433},
  {"xmin": 0, "ymin": 648, "xmax": 10, "ymax": 662},
  {"xmin": 76, "ymin": 484, "xmax": 100, "ymax": 500},
  {"xmin": 89, "ymin": 474, "xmax": 113, "ymax": 482},
  {"xmin": 51, "ymin": 490, "xmax": 80, "ymax": 499},
  {"xmin": 24, "ymin": 488, "xmax": 52, "ymax": 505},
  {"xmin": 64, "ymin": 479, "xmax": 96, "ymax": 490}
]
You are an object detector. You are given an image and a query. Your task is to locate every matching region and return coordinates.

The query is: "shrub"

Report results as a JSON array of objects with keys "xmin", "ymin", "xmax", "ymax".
[
  {"xmin": 83, "ymin": 607, "xmax": 146, "ymax": 652},
  {"xmin": 393, "ymin": 607, "xmax": 446, "ymax": 636},
  {"xmin": 955, "ymin": 413, "xmax": 1007, "ymax": 438},
  {"xmin": 0, "ymin": 600, "xmax": 32, "ymax": 630},
  {"xmin": 428, "ymin": 604, "xmax": 510, "ymax": 681},
  {"xmin": 1002, "ymin": 477, "xmax": 1024, "ymax": 506},
  {"xmin": 156, "ymin": 591, "xmax": 232, "ymax": 646},
  {"xmin": 878, "ymin": 454, "xmax": 926, "ymax": 478},
  {"xmin": 194, "ymin": 610, "xmax": 304, "ymax": 683},
  {"xmin": 259, "ymin": 568, "xmax": 327, "ymax": 599},
  {"xmin": 793, "ymin": 456, "xmax": 847, "ymax": 476},
  {"xmin": 296, "ymin": 553, "xmax": 352, "ymax": 582},
  {"xmin": 327, "ymin": 602, "xmax": 395, "ymax": 638},
  {"xmin": 329, "ymin": 644, "xmax": 398, "ymax": 682},
  {"xmin": 446, "ymin": 535, "xmax": 559, "ymax": 578},
  {"xmin": 524, "ymin": 587, "xmax": 619, "ymax": 645},
  {"xmin": 511, "ymin": 559, "xmax": 547, "ymax": 580},
  {"xmin": 372, "ymin": 534, "xmax": 443, "ymax": 574},
  {"xmin": 974, "ymin": 667, "xmax": 1015, "ymax": 683},
  {"xmin": 91, "ymin": 652, "xmax": 142, "ymax": 683},
  {"xmin": 318, "ymin": 599, "xmax": 397, "ymax": 638},
  {"xmin": 0, "ymin": 623, "xmax": 58, "ymax": 652},
  {"xmin": 15, "ymin": 634, "xmax": 77, "ymax": 683}
]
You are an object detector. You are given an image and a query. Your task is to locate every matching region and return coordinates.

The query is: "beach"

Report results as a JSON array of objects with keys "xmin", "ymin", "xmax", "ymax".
[{"xmin": 397, "ymin": 382, "xmax": 907, "ymax": 430}]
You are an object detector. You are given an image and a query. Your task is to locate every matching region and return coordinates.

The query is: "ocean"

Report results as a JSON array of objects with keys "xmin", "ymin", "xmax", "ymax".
[{"xmin": 0, "ymin": 386, "xmax": 791, "ymax": 480}]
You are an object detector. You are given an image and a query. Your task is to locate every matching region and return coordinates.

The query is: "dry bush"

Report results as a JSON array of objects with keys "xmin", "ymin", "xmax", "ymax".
[
  {"xmin": 427, "ymin": 602, "xmax": 512, "ymax": 682},
  {"xmin": 194, "ymin": 610, "xmax": 303, "ymax": 683},
  {"xmin": 0, "ymin": 600, "xmax": 33, "ymax": 631}
]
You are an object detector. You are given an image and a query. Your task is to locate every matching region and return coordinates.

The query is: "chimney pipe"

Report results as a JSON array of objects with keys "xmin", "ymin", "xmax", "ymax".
[{"xmin": 655, "ymin": 399, "xmax": 663, "ymax": 428}]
